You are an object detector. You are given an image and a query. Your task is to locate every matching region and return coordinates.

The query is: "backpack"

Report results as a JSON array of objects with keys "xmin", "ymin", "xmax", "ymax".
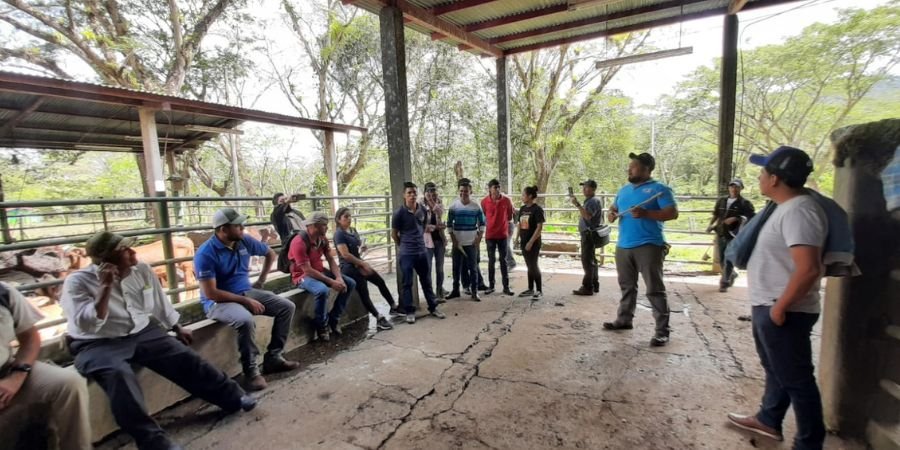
[
  {"xmin": 0, "ymin": 282, "xmax": 9, "ymax": 312},
  {"xmin": 276, "ymin": 230, "xmax": 317, "ymax": 274}
]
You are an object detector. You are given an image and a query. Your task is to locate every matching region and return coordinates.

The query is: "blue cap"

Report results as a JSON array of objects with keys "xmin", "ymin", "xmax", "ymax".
[{"xmin": 749, "ymin": 146, "xmax": 813, "ymax": 181}]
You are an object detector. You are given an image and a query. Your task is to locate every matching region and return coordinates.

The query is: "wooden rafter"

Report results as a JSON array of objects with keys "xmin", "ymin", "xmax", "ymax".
[
  {"xmin": 728, "ymin": 0, "xmax": 750, "ymax": 14},
  {"xmin": 0, "ymin": 96, "xmax": 45, "ymax": 136}
]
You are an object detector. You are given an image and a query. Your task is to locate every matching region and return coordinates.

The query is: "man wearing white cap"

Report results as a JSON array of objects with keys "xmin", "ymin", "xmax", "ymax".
[
  {"xmin": 707, "ymin": 179, "xmax": 755, "ymax": 292},
  {"xmin": 195, "ymin": 208, "xmax": 299, "ymax": 392}
]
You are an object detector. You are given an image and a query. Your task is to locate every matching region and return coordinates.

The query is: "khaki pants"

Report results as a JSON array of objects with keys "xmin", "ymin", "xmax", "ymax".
[{"xmin": 0, "ymin": 361, "xmax": 91, "ymax": 450}]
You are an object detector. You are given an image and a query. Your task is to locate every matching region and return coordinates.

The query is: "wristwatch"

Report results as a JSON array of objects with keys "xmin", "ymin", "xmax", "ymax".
[{"xmin": 10, "ymin": 363, "xmax": 32, "ymax": 374}]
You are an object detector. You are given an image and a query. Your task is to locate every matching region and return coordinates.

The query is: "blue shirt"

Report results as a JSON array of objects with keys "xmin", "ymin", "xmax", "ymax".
[
  {"xmin": 333, "ymin": 227, "xmax": 361, "ymax": 270},
  {"xmin": 195, "ymin": 235, "xmax": 270, "ymax": 313},
  {"xmin": 614, "ymin": 180, "xmax": 677, "ymax": 249},
  {"xmin": 392, "ymin": 204, "xmax": 427, "ymax": 257}
]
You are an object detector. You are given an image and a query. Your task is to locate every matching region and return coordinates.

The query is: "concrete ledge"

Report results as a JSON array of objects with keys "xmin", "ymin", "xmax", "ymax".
[{"xmin": 73, "ymin": 283, "xmax": 368, "ymax": 442}]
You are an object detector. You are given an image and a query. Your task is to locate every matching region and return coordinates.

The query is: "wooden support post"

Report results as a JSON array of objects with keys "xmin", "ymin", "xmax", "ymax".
[
  {"xmin": 324, "ymin": 130, "xmax": 339, "ymax": 214},
  {"xmin": 717, "ymin": 14, "xmax": 739, "ymax": 196},
  {"xmin": 497, "ymin": 56, "xmax": 512, "ymax": 195}
]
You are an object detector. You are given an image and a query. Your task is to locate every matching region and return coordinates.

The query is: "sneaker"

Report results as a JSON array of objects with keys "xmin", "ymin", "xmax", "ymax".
[
  {"xmin": 240, "ymin": 395, "xmax": 257, "ymax": 412},
  {"xmin": 503, "ymin": 288, "xmax": 515, "ymax": 296},
  {"xmin": 389, "ymin": 307, "xmax": 403, "ymax": 317},
  {"xmin": 436, "ymin": 298, "xmax": 447, "ymax": 304},
  {"xmin": 719, "ymin": 285, "xmax": 728, "ymax": 293},
  {"xmin": 602, "ymin": 321, "xmax": 634, "ymax": 331},
  {"xmin": 478, "ymin": 285, "xmax": 490, "ymax": 292},
  {"xmin": 406, "ymin": 314, "xmax": 416, "ymax": 324},
  {"xmin": 445, "ymin": 290, "xmax": 461, "ymax": 299},
  {"xmin": 593, "ymin": 285, "xmax": 599, "ymax": 293},
  {"xmin": 728, "ymin": 272, "xmax": 738, "ymax": 287},
  {"xmin": 376, "ymin": 316, "xmax": 394, "ymax": 330},
  {"xmin": 484, "ymin": 288, "xmax": 495, "ymax": 295},
  {"xmin": 518, "ymin": 289, "xmax": 534, "ymax": 298},
  {"xmin": 430, "ymin": 309, "xmax": 446, "ymax": 319},
  {"xmin": 317, "ymin": 327, "xmax": 330, "ymax": 342},
  {"xmin": 329, "ymin": 322, "xmax": 343, "ymax": 337},
  {"xmin": 471, "ymin": 293, "xmax": 482, "ymax": 302},
  {"xmin": 650, "ymin": 335, "xmax": 669, "ymax": 347},
  {"xmin": 726, "ymin": 413, "xmax": 784, "ymax": 441},
  {"xmin": 532, "ymin": 291, "xmax": 542, "ymax": 301},
  {"xmin": 463, "ymin": 288, "xmax": 472, "ymax": 296},
  {"xmin": 572, "ymin": 287, "xmax": 594, "ymax": 296},
  {"xmin": 262, "ymin": 357, "xmax": 300, "ymax": 375},
  {"xmin": 243, "ymin": 374, "xmax": 267, "ymax": 392}
]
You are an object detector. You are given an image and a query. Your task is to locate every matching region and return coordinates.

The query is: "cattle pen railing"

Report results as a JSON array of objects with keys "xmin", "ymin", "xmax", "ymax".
[{"xmin": 1, "ymin": 192, "xmax": 725, "ymax": 332}]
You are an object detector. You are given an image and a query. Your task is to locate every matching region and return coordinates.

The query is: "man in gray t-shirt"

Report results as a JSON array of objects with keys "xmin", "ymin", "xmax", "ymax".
[
  {"xmin": 571, "ymin": 179, "xmax": 604, "ymax": 295},
  {"xmin": 726, "ymin": 146, "xmax": 827, "ymax": 450}
]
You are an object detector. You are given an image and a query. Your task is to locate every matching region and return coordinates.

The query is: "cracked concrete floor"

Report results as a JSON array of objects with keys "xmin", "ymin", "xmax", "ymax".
[{"xmin": 97, "ymin": 267, "xmax": 864, "ymax": 450}]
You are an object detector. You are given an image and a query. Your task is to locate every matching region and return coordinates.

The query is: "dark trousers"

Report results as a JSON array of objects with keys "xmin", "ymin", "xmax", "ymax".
[
  {"xmin": 399, "ymin": 252, "xmax": 438, "ymax": 314},
  {"xmin": 752, "ymin": 306, "xmax": 825, "ymax": 450},
  {"xmin": 342, "ymin": 265, "xmax": 396, "ymax": 317},
  {"xmin": 614, "ymin": 244, "xmax": 670, "ymax": 336},
  {"xmin": 451, "ymin": 245, "xmax": 479, "ymax": 293},
  {"xmin": 486, "ymin": 238, "xmax": 510, "ymax": 290},
  {"xmin": 717, "ymin": 234, "xmax": 735, "ymax": 285},
  {"xmin": 70, "ymin": 326, "xmax": 244, "ymax": 450},
  {"xmin": 426, "ymin": 243, "xmax": 446, "ymax": 294},
  {"xmin": 580, "ymin": 232, "xmax": 599, "ymax": 290},
  {"xmin": 522, "ymin": 242, "xmax": 542, "ymax": 292}
]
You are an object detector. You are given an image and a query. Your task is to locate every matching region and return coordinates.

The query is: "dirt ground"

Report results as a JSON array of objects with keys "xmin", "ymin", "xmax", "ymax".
[{"xmin": 97, "ymin": 264, "xmax": 864, "ymax": 450}]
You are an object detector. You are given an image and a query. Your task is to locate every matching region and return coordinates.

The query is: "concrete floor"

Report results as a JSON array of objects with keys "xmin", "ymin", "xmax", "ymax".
[{"xmin": 97, "ymin": 265, "xmax": 864, "ymax": 450}]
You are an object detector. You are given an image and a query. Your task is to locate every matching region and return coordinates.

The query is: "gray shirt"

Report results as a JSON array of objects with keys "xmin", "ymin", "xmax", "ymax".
[
  {"xmin": 578, "ymin": 196, "xmax": 603, "ymax": 232},
  {"xmin": 0, "ymin": 282, "xmax": 43, "ymax": 372},
  {"xmin": 61, "ymin": 262, "xmax": 180, "ymax": 340},
  {"xmin": 747, "ymin": 195, "xmax": 827, "ymax": 313}
]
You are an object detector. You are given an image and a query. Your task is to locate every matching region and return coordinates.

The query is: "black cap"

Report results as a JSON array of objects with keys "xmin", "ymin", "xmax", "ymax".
[
  {"xmin": 579, "ymin": 179, "xmax": 597, "ymax": 189},
  {"xmin": 629, "ymin": 152, "xmax": 655, "ymax": 171},
  {"xmin": 749, "ymin": 146, "xmax": 813, "ymax": 183}
]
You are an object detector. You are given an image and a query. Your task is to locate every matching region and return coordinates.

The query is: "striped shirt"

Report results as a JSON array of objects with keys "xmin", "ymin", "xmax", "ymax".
[{"xmin": 447, "ymin": 199, "xmax": 485, "ymax": 246}]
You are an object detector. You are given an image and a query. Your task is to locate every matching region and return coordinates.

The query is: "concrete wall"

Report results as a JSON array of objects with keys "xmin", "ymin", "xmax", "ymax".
[
  {"xmin": 33, "ymin": 274, "xmax": 369, "ymax": 442},
  {"xmin": 820, "ymin": 119, "xmax": 900, "ymax": 448}
]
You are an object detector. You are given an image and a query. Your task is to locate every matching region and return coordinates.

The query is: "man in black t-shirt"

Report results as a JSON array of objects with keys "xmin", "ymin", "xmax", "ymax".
[
  {"xmin": 270, "ymin": 192, "xmax": 306, "ymax": 241},
  {"xmin": 706, "ymin": 179, "xmax": 755, "ymax": 292}
]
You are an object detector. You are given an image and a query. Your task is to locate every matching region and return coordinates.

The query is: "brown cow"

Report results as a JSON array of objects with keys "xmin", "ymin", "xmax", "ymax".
[{"xmin": 66, "ymin": 236, "xmax": 197, "ymax": 296}]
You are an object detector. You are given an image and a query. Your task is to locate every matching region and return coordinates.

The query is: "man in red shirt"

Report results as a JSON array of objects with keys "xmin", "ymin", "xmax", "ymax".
[
  {"xmin": 481, "ymin": 179, "xmax": 515, "ymax": 295},
  {"xmin": 288, "ymin": 212, "xmax": 356, "ymax": 342}
]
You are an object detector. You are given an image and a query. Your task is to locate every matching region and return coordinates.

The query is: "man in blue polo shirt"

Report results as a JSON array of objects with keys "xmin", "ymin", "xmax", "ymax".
[
  {"xmin": 603, "ymin": 153, "xmax": 679, "ymax": 347},
  {"xmin": 195, "ymin": 208, "xmax": 299, "ymax": 391}
]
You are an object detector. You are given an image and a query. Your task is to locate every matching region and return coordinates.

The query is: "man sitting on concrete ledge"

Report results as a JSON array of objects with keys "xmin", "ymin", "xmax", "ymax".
[
  {"xmin": 196, "ymin": 208, "xmax": 299, "ymax": 392},
  {"xmin": 288, "ymin": 211, "xmax": 356, "ymax": 342},
  {"xmin": 62, "ymin": 231, "xmax": 256, "ymax": 450}
]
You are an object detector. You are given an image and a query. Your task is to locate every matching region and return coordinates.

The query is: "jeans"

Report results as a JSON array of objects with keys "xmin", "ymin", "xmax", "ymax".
[
  {"xmin": 399, "ymin": 252, "xmax": 438, "ymax": 313},
  {"xmin": 486, "ymin": 238, "xmax": 510, "ymax": 290},
  {"xmin": 614, "ymin": 244, "xmax": 670, "ymax": 336},
  {"xmin": 752, "ymin": 306, "xmax": 825, "ymax": 450},
  {"xmin": 451, "ymin": 245, "xmax": 479, "ymax": 293},
  {"xmin": 208, "ymin": 288, "xmax": 296, "ymax": 376},
  {"xmin": 70, "ymin": 326, "xmax": 245, "ymax": 449},
  {"xmin": 717, "ymin": 234, "xmax": 735, "ymax": 285},
  {"xmin": 522, "ymin": 242, "xmax": 542, "ymax": 292},
  {"xmin": 426, "ymin": 242, "xmax": 446, "ymax": 294},
  {"xmin": 341, "ymin": 264, "xmax": 396, "ymax": 317},
  {"xmin": 299, "ymin": 270, "xmax": 356, "ymax": 329},
  {"xmin": 506, "ymin": 222, "xmax": 516, "ymax": 267},
  {"xmin": 580, "ymin": 231, "xmax": 599, "ymax": 290}
]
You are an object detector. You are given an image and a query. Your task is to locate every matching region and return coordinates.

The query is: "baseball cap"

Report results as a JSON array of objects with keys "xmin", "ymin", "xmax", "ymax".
[
  {"xmin": 304, "ymin": 211, "xmax": 329, "ymax": 227},
  {"xmin": 212, "ymin": 208, "xmax": 248, "ymax": 228},
  {"xmin": 424, "ymin": 182, "xmax": 437, "ymax": 192},
  {"xmin": 628, "ymin": 152, "xmax": 656, "ymax": 171},
  {"xmin": 749, "ymin": 146, "xmax": 813, "ymax": 182},
  {"xmin": 84, "ymin": 231, "xmax": 138, "ymax": 261},
  {"xmin": 728, "ymin": 179, "xmax": 744, "ymax": 189},
  {"xmin": 579, "ymin": 179, "xmax": 597, "ymax": 189}
]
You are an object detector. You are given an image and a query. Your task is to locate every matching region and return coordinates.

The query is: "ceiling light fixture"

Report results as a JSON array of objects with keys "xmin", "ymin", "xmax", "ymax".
[
  {"xmin": 183, "ymin": 124, "xmax": 244, "ymax": 135},
  {"xmin": 595, "ymin": 46, "xmax": 693, "ymax": 69}
]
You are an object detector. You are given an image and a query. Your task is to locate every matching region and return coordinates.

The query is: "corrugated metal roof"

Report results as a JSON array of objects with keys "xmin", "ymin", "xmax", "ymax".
[
  {"xmin": 0, "ymin": 70, "xmax": 366, "ymax": 153},
  {"xmin": 346, "ymin": 0, "xmax": 801, "ymax": 55}
]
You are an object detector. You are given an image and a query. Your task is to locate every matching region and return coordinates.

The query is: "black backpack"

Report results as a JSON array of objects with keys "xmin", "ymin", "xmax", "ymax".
[
  {"xmin": 276, "ymin": 230, "xmax": 313, "ymax": 274},
  {"xmin": 0, "ymin": 282, "xmax": 9, "ymax": 312}
]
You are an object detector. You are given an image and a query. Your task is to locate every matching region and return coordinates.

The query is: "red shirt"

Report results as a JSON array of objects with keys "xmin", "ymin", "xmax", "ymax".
[
  {"xmin": 288, "ymin": 234, "xmax": 330, "ymax": 285},
  {"xmin": 481, "ymin": 194, "xmax": 514, "ymax": 239}
]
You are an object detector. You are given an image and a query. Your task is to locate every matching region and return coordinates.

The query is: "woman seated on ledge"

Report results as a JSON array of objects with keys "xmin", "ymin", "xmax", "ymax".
[{"xmin": 333, "ymin": 207, "xmax": 398, "ymax": 331}]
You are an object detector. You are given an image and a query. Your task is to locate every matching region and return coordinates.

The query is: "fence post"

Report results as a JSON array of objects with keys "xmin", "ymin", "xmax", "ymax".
[
  {"xmin": 156, "ymin": 197, "xmax": 180, "ymax": 304},
  {"xmin": 0, "ymin": 174, "xmax": 12, "ymax": 244},
  {"xmin": 385, "ymin": 192, "xmax": 392, "ymax": 273},
  {"xmin": 100, "ymin": 202, "xmax": 109, "ymax": 230}
]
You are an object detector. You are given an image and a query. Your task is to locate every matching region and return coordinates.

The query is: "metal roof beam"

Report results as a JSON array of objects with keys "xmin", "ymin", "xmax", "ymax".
[
  {"xmin": 431, "ymin": 0, "xmax": 500, "ymax": 16},
  {"xmin": 464, "ymin": 5, "xmax": 568, "ymax": 32},
  {"xmin": 490, "ymin": 0, "xmax": 709, "ymax": 46},
  {"xmin": 0, "ymin": 96, "xmax": 45, "ymax": 136},
  {"xmin": 504, "ymin": 0, "xmax": 805, "ymax": 55},
  {"xmin": 353, "ymin": 0, "xmax": 503, "ymax": 57}
]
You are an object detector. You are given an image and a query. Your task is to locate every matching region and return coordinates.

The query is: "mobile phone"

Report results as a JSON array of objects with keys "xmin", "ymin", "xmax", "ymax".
[
  {"xmin": 290, "ymin": 193, "xmax": 304, "ymax": 201},
  {"xmin": 567, "ymin": 186, "xmax": 574, "ymax": 197}
]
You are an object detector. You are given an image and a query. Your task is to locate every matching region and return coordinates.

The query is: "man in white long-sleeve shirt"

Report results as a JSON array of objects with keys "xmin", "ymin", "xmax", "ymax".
[{"xmin": 61, "ymin": 231, "xmax": 256, "ymax": 450}]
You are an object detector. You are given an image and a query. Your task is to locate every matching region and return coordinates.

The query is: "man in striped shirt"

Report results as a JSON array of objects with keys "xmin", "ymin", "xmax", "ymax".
[{"xmin": 446, "ymin": 178, "xmax": 486, "ymax": 302}]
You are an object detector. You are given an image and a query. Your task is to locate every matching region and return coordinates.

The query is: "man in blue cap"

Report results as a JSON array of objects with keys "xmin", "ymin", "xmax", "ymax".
[{"xmin": 726, "ymin": 146, "xmax": 826, "ymax": 450}]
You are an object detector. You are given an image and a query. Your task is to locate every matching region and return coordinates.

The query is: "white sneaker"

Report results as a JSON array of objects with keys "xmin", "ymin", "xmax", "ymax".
[
  {"xmin": 405, "ymin": 314, "xmax": 416, "ymax": 324},
  {"xmin": 532, "ymin": 291, "xmax": 543, "ymax": 301}
]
